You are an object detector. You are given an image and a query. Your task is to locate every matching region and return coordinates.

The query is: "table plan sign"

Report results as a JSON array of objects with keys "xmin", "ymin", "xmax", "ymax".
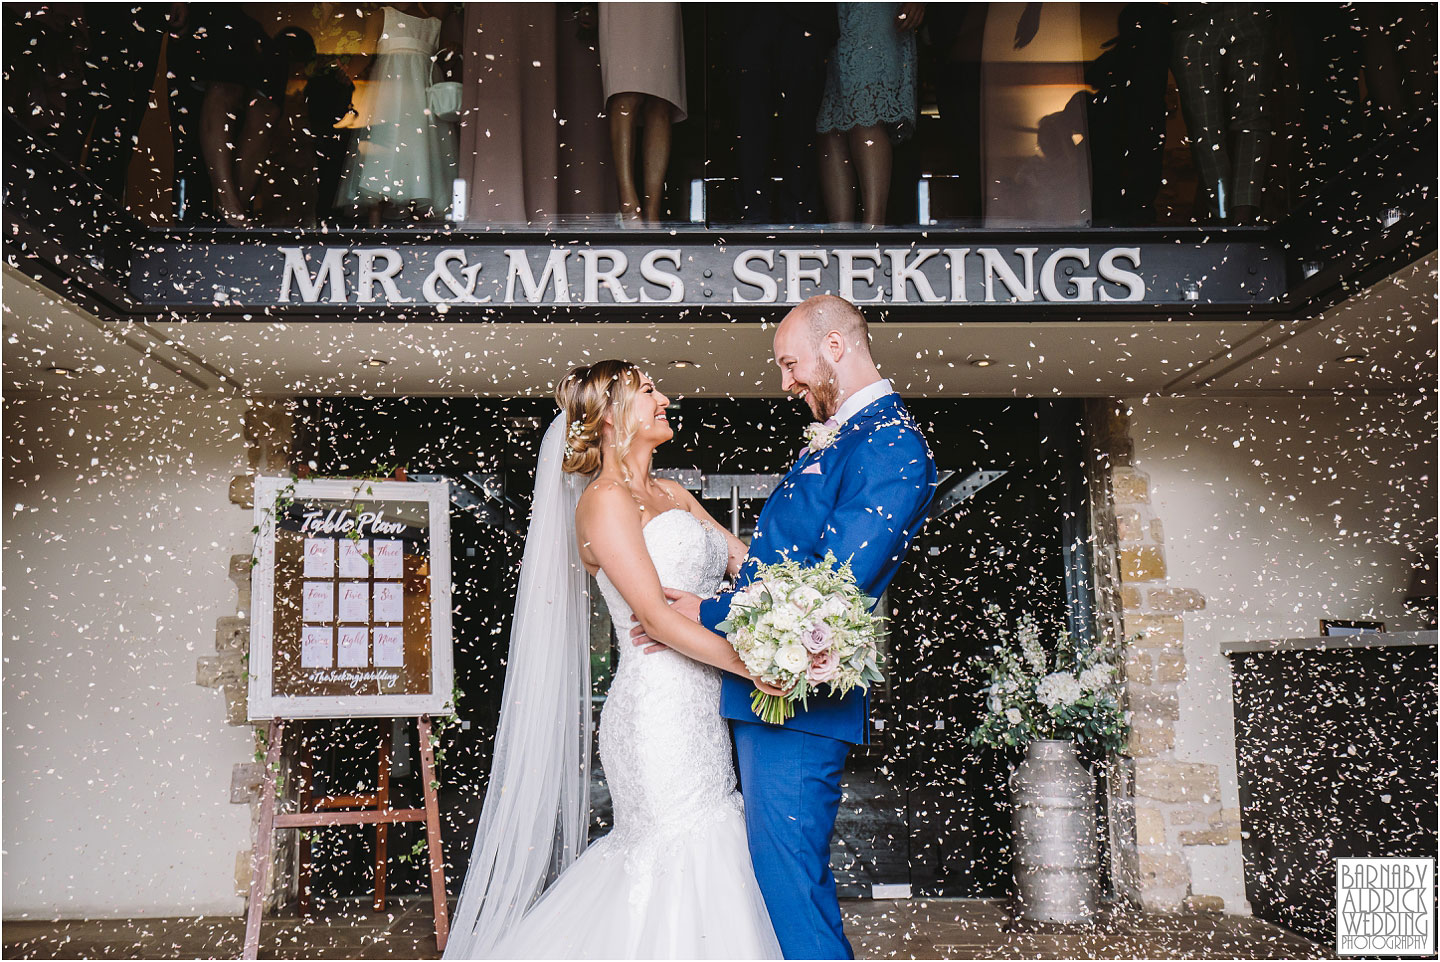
[{"xmin": 249, "ymin": 477, "xmax": 454, "ymax": 719}]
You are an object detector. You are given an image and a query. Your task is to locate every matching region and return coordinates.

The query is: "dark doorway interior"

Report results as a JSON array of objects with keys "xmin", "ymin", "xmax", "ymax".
[{"xmin": 289, "ymin": 394, "xmax": 1092, "ymax": 906}]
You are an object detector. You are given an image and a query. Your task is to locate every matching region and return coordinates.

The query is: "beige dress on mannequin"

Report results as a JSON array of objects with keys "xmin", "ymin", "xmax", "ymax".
[
  {"xmin": 458, "ymin": 3, "xmax": 616, "ymax": 224},
  {"xmin": 598, "ymin": 2, "xmax": 687, "ymax": 121}
]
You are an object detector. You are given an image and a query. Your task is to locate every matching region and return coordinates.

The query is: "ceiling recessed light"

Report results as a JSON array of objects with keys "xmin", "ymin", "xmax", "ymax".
[
  {"xmin": 362, "ymin": 358, "xmax": 390, "ymax": 368},
  {"xmin": 970, "ymin": 358, "xmax": 995, "ymax": 368},
  {"xmin": 44, "ymin": 365, "xmax": 80, "ymax": 377},
  {"xmin": 1336, "ymin": 353, "xmax": 1367, "ymax": 364},
  {"xmin": 669, "ymin": 360, "xmax": 698, "ymax": 369}
]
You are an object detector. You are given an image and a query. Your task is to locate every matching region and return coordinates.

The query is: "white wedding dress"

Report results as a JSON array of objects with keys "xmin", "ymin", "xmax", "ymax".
[{"xmin": 487, "ymin": 508, "xmax": 782, "ymax": 959}]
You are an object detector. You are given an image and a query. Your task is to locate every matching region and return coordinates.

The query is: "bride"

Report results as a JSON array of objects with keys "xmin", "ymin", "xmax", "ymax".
[{"xmin": 443, "ymin": 360, "xmax": 784, "ymax": 959}]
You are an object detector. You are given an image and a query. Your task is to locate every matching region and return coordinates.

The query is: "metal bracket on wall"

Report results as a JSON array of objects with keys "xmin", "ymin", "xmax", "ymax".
[{"xmin": 930, "ymin": 470, "xmax": 1009, "ymax": 520}]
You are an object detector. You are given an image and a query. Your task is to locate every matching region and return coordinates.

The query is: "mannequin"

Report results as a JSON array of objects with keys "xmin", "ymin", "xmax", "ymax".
[
  {"xmin": 816, "ymin": 2, "xmax": 923, "ymax": 226},
  {"xmin": 598, "ymin": 2, "xmax": 686, "ymax": 224},
  {"xmin": 334, "ymin": 2, "xmax": 460, "ymax": 223}
]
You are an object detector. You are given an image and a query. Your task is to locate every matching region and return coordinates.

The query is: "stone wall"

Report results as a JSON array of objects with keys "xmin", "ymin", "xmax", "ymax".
[
  {"xmin": 1092, "ymin": 401, "xmax": 1239, "ymax": 915},
  {"xmin": 194, "ymin": 398, "xmax": 298, "ymax": 913}
]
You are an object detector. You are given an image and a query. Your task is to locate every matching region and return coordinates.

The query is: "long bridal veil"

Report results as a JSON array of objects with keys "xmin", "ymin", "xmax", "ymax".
[{"xmin": 444, "ymin": 413, "xmax": 593, "ymax": 959}]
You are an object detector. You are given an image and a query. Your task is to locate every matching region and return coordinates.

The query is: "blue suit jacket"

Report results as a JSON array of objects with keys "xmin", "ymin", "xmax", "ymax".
[{"xmin": 700, "ymin": 393, "xmax": 937, "ymax": 745}]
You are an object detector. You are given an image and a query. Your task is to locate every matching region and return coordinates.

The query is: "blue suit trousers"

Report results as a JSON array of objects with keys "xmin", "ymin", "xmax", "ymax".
[{"xmin": 734, "ymin": 721, "xmax": 854, "ymax": 960}]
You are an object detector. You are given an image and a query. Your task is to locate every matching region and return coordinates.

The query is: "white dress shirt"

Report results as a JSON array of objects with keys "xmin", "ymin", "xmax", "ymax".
[{"xmin": 832, "ymin": 378, "xmax": 895, "ymax": 426}]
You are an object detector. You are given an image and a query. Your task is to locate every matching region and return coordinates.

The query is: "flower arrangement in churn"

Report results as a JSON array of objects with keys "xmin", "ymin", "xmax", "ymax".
[
  {"xmin": 718, "ymin": 552, "xmax": 885, "ymax": 724},
  {"xmin": 966, "ymin": 604, "xmax": 1131, "ymax": 753}
]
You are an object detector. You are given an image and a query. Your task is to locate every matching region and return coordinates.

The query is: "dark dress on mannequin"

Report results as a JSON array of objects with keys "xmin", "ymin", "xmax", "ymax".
[
  {"xmin": 72, "ymin": 3, "xmax": 169, "ymax": 201},
  {"xmin": 167, "ymin": 6, "xmax": 271, "ymax": 222},
  {"xmin": 726, "ymin": 3, "xmax": 836, "ymax": 224}
]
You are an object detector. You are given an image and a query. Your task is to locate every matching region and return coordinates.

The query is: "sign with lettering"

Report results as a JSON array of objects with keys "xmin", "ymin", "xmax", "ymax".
[
  {"xmin": 248, "ymin": 476, "xmax": 454, "ymax": 719},
  {"xmin": 129, "ymin": 238, "xmax": 1285, "ymax": 311}
]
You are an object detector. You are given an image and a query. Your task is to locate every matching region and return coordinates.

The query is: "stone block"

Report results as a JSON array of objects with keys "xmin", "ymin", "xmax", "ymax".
[
  {"xmin": 1137, "ymin": 850, "xmax": 1190, "ymax": 889},
  {"xmin": 1184, "ymin": 894, "xmax": 1225, "ymax": 913},
  {"xmin": 1126, "ymin": 684, "xmax": 1180, "ymax": 722},
  {"xmin": 216, "ymin": 615, "xmax": 249, "ymax": 652},
  {"xmin": 1114, "ymin": 507, "xmax": 1144, "ymax": 542},
  {"xmin": 235, "ymin": 849, "xmax": 252, "ymax": 896},
  {"xmin": 196, "ymin": 656, "xmax": 222, "ymax": 688},
  {"xmin": 217, "ymin": 649, "xmax": 247, "ymax": 687},
  {"xmin": 1149, "ymin": 518, "xmax": 1165, "ymax": 543},
  {"xmin": 1155, "ymin": 651, "xmax": 1187, "ymax": 684},
  {"xmin": 1125, "ymin": 718, "xmax": 1174, "ymax": 757},
  {"xmin": 1135, "ymin": 760, "xmax": 1220, "ymax": 804},
  {"xmin": 1179, "ymin": 826, "xmax": 1235, "ymax": 846},
  {"xmin": 1148, "ymin": 588, "xmax": 1205, "ymax": 612},
  {"xmin": 229, "ymin": 475, "xmax": 254, "ymax": 509},
  {"xmin": 1125, "ymin": 614, "xmax": 1184, "ymax": 649},
  {"xmin": 1207, "ymin": 808, "xmax": 1244, "ymax": 842},
  {"xmin": 1135, "ymin": 806, "xmax": 1167, "ymax": 847},
  {"xmin": 231, "ymin": 762, "xmax": 264, "ymax": 804},
  {"xmin": 1166, "ymin": 805, "xmax": 1206, "ymax": 825},
  {"xmin": 1120, "ymin": 584, "xmax": 1143, "ymax": 611},
  {"xmin": 1120, "ymin": 545, "xmax": 1167, "ymax": 582},
  {"xmin": 225, "ymin": 686, "xmax": 250, "ymax": 726},
  {"xmin": 1112, "ymin": 470, "xmax": 1150, "ymax": 504},
  {"xmin": 1123, "ymin": 651, "xmax": 1153, "ymax": 685}
]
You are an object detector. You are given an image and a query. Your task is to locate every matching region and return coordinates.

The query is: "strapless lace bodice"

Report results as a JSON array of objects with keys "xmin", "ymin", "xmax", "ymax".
[{"xmin": 595, "ymin": 508, "xmax": 730, "ymax": 665}]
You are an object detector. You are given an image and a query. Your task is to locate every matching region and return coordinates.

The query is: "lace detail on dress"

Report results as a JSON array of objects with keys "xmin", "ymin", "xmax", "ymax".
[
  {"xmin": 816, "ymin": 2, "xmax": 918, "ymax": 138},
  {"xmin": 593, "ymin": 510, "xmax": 741, "ymax": 911}
]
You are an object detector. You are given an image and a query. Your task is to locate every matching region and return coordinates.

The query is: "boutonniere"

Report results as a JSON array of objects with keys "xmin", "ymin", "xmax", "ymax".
[{"xmin": 801, "ymin": 419, "xmax": 840, "ymax": 455}]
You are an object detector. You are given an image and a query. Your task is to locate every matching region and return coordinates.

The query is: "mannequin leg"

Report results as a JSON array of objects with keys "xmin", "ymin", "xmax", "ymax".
[
  {"xmin": 201, "ymin": 81, "xmax": 248, "ymax": 225},
  {"xmin": 818, "ymin": 130, "xmax": 856, "ymax": 225},
  {"xmin": 848, "ymin": 124, "xmax": 892, "ymax": 226},
  {"xmin": 640, "ymin": 96, "xmax": 672, "ymax": 224},
  {"xmin": 607, "ymin": 92, "xmax": 644, "ymax": 221},
  {"xmin": 236, "ymin": 94, "xmax": 281, "ymax": 210}
]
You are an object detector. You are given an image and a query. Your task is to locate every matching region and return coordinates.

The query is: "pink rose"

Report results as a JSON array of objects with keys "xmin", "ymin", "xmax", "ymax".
[
  {"xmin": 807, "ymin": 648, "xmax": 841, "ymax": 684},
  {"xmin": 802, "ymin": 621, "xmax": 832, "ymax": 653}
]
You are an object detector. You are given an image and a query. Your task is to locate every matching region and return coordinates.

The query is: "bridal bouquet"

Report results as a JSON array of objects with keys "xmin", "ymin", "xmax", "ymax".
[{"xmin": 717, "ymin": 552, "xmax": 885, "ymax": 724}]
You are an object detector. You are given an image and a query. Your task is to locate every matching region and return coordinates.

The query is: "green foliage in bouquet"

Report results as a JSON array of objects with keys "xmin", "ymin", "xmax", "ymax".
[{"xmin": 965, "ymin": 604, "xmax": 1131, "ymax": 754}]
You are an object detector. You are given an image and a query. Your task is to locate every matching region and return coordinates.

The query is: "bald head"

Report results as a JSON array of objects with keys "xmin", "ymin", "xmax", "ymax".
[
  {"xmin": 773, "ymin": 295, "xmax": 882, "ymax": 421},
  {"xmin": 781, "ymin": 294, "xmax": 872, "ymax": 357}
]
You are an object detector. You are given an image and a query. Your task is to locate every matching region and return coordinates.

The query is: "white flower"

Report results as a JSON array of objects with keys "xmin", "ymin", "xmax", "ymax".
[
  {"xmin": 1078, "ymin": 663, "xmax": 1115, "ymax": 692},
  {"xmin": 789, "ymin": 585, "xmax": 824, "ymax": 613},
  {"xmin": 1035, "ymin": 671, "xmax": 1084, "ymax": 709},
  {"xmin": 987, "ymin": 694, "xmax": 1003, "ymax": 713},
  {"xmin": 775, "ymin": 644, "xmax": 810, "ymax": 674},
  {"xmin": 818, "ymin": 596, "xmax": 848, "ymax": 620},
  {"xmin": 802, "ymin": 421, "xmax": 839, "ymax": 452},
  {"xmin": 1005, "ymin": 708, "xmax": 1024, "ymax": 725}
]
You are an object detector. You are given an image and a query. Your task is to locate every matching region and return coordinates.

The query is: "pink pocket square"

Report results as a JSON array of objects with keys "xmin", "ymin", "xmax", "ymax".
[{"xmin": 801, "ymin": 463, "xmax": 824, "ymax": 475}]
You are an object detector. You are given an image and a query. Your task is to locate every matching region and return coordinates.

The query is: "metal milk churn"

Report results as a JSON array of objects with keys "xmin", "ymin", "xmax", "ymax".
[{"xmin": 1010, "ymin": 739, "xmax": 1100, "ymax": 923}]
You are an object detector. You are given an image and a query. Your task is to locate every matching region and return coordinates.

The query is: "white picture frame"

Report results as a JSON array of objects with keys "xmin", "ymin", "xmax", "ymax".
[{"xmin": 248, "ymin": 476, "xmax": 455, "ymax": 719}]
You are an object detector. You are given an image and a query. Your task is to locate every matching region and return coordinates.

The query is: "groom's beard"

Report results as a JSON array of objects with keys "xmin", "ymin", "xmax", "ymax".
[{"xmin": 808, "ymin": 357, "xmax": 842, "ymax": 420}]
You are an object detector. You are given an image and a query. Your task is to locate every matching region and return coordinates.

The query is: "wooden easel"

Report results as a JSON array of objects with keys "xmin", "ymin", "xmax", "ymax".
[{"xmin": 241, "ymin": 715, "xmax": 449, "ymax": 960}]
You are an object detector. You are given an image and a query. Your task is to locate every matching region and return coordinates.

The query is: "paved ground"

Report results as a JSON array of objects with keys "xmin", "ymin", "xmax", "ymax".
[{"xmin": 3, "ymin": 897, "xmax": 1332, "ymax": 960}]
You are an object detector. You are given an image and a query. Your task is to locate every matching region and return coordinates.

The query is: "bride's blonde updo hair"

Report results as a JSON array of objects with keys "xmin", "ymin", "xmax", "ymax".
[{"xmin": 555, "ymin": 359, "xmax": 647, "ymax": 476}]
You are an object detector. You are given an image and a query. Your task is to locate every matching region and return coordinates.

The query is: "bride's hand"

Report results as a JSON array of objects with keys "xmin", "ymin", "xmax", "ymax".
[{"xmin": 754, "ymin": 678, "xmax": 793, "ymax": 698}]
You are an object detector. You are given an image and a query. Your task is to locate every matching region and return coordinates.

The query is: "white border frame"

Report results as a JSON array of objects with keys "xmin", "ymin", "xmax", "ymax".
[{"xmin": 248, "ymin": 476, "xmax": 455, "ymax": 719}]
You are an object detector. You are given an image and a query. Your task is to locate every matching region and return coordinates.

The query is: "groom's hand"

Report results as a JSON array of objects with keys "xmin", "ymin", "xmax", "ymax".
[
  {"xmin": 629, "ymin": 616, "xmax": 668, "ymax": 654},
  {"xmin": 629, "ymin": 588, "xmax": 703, "ymax": 654},
  {"xmin": 661, "ymin": 587, "xmax": 702, "ymax": 623}
]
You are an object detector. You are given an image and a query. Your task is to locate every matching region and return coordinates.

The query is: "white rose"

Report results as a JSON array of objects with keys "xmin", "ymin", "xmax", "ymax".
[
  {"xmin": 774, "ymin": 644, "xmax": 810, "ymax": 674},
  {"xmin": 819, "ymin": 596, "xmax": 848, "ymax": 620},
  {"xmin": 1005, "ymin": 708, "xmax": 1024, "ymax": 725},
  {"xmin": 1035, "ymin": 671, "xmax": 1084, "ymax": 709},
  {"xmin": 790, "ymin": 585, "xmax": 824, "ymax": 613}
]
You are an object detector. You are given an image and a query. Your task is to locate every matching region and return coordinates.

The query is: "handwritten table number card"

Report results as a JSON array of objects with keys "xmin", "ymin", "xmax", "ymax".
[
  {"xmin": 337, "ymin": 626, "xmax": 370, "ymax": 668},
  {"xmin": 303, "ymin": 538, "xmax": 335, "ymax": 577},
  {"xmin": 374, "ymin": 582, "xmax": 405, "ymax": 623},
  {"xmin": 373, "ymin": 539, "xmax": 404, "ymax": 579},
  {"xmin": 301, "ymin": 626, "xmax": 333, "ymax": 669},
  {"xmin": 339, "ymin": 538, "xmax": 372, "ymax": 578},
  {"xmin": 338, "ymin": 582, "xmax": 370, "ymax": 622},
  {"xmin": 373, "ymin": 626, "xmax": 405, "ymax": 667}
]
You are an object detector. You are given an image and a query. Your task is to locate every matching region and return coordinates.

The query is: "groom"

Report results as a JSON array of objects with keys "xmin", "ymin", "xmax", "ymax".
[{"xmin": 637, "ymin": 294, "xmax": 937, "ymax": 958}]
